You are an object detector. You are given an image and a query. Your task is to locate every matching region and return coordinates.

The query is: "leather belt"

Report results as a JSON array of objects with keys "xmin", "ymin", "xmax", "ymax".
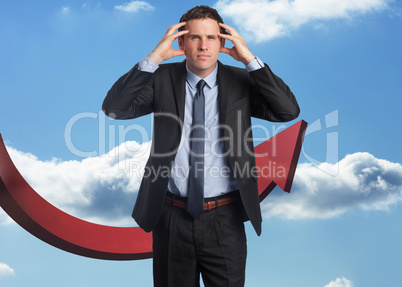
[{"xmin": 165, "ymin": 193, "xmax": 237, "ymax": 211}]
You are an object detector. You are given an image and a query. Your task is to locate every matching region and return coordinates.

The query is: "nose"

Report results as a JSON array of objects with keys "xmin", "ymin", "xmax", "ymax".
[{"xmin": 199, "ymin": 37, "xmax": 207, "ymax": 50}]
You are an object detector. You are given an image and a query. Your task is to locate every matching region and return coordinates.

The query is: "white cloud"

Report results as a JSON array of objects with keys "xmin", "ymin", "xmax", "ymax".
[
  {"xmin": 114, "ymin": 1, "xmax": 154, "ymax": 13},
  {"xmin": 214, "ymin": 0, "xmax": 389, "ymax": 42},
  {"xmin": 0, "ymin": 210, "xmax": 14, "ymax": 225},
  {"xmin": 0, "ymin": 262, "xmax": 15, "ymax": 277},
  {"xmin": 1, "ymin": 141, "xmax": 151, "ymax": 226},
  {"xmin": 262, "ymin": 152, "xmax": 402, "ymax": 219},
  {"xmin": 325, "ymin": 277, "xmax": 353, "ymax": 287},
  {"xmin": 61, "ymin": 6, "xmax": 71, "ymax": 15}
]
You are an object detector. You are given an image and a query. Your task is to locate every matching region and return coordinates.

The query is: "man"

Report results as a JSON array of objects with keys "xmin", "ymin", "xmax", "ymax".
[{"xmin": 103, "ymin": 5, "xmax": 299, "ymax": 287}]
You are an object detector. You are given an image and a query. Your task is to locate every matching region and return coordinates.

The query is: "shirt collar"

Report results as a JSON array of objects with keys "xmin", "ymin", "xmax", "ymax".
[{"xmin": 185, "ymin": 63, "xmax": 218, "ymax": 90}]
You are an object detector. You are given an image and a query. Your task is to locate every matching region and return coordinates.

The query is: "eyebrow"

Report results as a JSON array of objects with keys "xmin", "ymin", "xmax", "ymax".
[{"xmin": 187, "ymin": 33, "xmax": 218, "ymax": 38}]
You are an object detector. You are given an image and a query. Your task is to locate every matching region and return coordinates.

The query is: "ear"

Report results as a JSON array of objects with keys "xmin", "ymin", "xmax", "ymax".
[
  {"xmin": 178, "ymin": 36, "xmax": 185, "ymax": 51},
  {"xmin": 220, "ymin": 38, "xmax": 225, "ymax": 48}
]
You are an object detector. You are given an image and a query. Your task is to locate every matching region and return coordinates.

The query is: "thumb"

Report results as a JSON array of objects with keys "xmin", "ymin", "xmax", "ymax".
[
  {"xmin": 172, "ymin": 49, "xmax": 186, "ymax": 57},
  {"xmin": 220, "ymin": 47, "xmax": 231, "ymax": 55}
]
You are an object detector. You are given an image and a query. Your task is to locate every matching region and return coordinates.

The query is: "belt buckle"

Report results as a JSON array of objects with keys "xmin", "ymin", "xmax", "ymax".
[{"xmin": 206, "ymin": 201, "xmax": 213, "ymax": 211}]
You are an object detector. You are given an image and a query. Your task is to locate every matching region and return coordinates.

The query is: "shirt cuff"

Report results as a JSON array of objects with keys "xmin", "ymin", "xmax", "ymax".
[
  {"xmin": 245, "ymin": 57, "xmax": 264, "ymax": 72},
  {"xmin": 137, "ymin": 55, "xmax": 159, "ymax": 72}
]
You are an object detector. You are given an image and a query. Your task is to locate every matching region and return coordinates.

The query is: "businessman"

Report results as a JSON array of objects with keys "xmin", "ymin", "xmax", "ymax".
[{"xmin": 103, "ymin": 5, "xmax": 299, "ymax": 287}]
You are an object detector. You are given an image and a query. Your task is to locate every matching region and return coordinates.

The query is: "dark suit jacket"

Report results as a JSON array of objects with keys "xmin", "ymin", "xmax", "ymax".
[{"xmin": 102, "ymin": 60, "xmax": 299, "ymax": 236}]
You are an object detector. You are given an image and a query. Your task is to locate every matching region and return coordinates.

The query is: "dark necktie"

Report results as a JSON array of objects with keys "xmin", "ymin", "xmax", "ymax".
[{"xmin": 187, "ymin": 79, "xmax": 206, "ymax": 218}]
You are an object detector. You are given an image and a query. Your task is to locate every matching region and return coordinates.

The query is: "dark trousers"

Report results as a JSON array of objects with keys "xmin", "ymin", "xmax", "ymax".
[{"xmin": 152, "ymin": 199, "xmax": 247, "ymax": 287}]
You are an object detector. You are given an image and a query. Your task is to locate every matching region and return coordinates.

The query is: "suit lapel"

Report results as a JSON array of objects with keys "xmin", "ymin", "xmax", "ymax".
[
  {"xmin": 169, "ymin": 61, "xmax": 187, "ymax": 121},
  {"xmin": 217, "ymin": 61, "xmax": 234, "ymax": 124}
]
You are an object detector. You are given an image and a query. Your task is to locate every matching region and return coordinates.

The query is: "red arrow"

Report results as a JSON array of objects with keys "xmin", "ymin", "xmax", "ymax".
[
  {"xmin": 0, "ymin": 120, "xmax": 306, "ymax": 260},
  {"xmin": 255, "ymin": 120, "xmax": 307, "ymax": 200},
  {"xmin": 0, "ymin": 135, "xmax": 152, "ymax": 260}
]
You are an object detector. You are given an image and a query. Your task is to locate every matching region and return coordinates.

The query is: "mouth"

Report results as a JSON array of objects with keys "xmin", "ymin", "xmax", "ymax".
[{"xmin": 197, "ymin": 54, "xmax": 210, "ymax": 59}]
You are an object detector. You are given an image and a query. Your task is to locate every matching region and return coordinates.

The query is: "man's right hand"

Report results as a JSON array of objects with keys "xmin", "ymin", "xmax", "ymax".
[{"xmin": 148, "ymin": 22, "xmax": 188, "ymax": 65}]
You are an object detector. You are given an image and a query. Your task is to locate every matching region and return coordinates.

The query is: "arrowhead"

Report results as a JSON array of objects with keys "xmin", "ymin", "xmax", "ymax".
[{"xmin": 254, "ymin": 120, "xmax": 307, "ymax": 201}]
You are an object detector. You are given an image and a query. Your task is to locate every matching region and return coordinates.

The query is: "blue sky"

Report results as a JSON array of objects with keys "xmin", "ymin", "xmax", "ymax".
[{"xmin": 1, "ymin": 0, "xmax": 402, "ymax": 286}]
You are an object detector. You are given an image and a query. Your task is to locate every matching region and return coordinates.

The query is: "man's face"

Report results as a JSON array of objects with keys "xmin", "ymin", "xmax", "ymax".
[{"xmin": 178, "ymin": 18, "xmax": 224, "ymax": 78}]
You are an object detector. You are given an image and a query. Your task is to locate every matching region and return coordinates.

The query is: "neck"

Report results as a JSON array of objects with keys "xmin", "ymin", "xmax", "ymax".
[{"xmin": 187, "ymin": 62, "xmax": 217, "ymax": 79}]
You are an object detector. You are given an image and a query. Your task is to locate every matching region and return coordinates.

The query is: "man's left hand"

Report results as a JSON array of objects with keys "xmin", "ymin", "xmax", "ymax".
[{"xmin": 218, "ymin": 23, "xmax": 255, "ymax": 66}]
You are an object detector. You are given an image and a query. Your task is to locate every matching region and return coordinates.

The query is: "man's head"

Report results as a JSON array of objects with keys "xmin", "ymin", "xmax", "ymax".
[
  {"xmin": 178, "ymin": 5, "xmax": 225, "ymax": 36},
  {"xmin": 178, "ymin": 6, "xmax": 226, "ymax": 78}
]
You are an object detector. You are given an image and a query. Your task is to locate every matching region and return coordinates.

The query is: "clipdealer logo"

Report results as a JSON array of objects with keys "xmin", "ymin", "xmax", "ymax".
[{"xmin": 301, "ymin": 110, "xmax": 339, "ymax": 176}]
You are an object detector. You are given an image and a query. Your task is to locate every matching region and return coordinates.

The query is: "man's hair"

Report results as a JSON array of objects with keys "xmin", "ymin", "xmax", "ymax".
[{"xmin": 178, "ymin": 5, "xmax": 225, "ymax": 35}]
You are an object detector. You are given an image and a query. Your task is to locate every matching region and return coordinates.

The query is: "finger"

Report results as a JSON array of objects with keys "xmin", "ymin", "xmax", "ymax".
[
  {"xmin": 166, "ymin": 22, "xmax": 187, "ymax": 35},
  {"xmin": 219, "ymin": 23, "xmax": 238, "ymax": 36},
  {"xmin": 172, "ymin": 49, "xmax": 186, "ymax": 57},
  {"xmin": 168, "ymin": 30, "xmax": 188, "ymax": 42},
  {"xmin": 218, "ymin": 33, "xmax": 233, "ymax": 40},
  {"xmin": 218, "ymin": 33, "xmax": 238, "ymax": 45},
  {"xmin": 219, "ymin": 47, "xmax": 231, "ymax": 55}
]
